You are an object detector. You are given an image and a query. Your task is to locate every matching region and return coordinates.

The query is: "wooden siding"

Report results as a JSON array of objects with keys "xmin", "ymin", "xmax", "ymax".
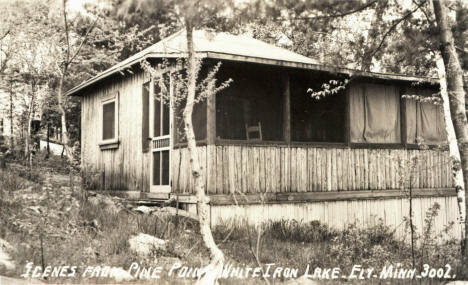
[
  {"xmin": 210, "ymin": 196, "xmax": 462, "ymax": 238},
  {"xmin": 172, "ymin": 145, "xmax": 453, "ymax": 194},
  {"xmin": 81, "ymin": 71, "xmax": 151, "ymax": 191}
]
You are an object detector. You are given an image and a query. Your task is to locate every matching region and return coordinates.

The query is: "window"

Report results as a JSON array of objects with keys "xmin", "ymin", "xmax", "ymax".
[
  {"xmin": 100, "ymin": 92, "xmax": 119, "ymax": 146},
  {"xmin": 405, "ymin": 89, "xmax": 447, "ymax": 144},
  {"xmin": 0, "ymin": 118, "xmax": 3, "ymax": 134},
  {"xmin": 291, "ymin": 74, "xmax": 346, "ymax": 143},
  {"xmin": 350, "ymin": 83, "xmax": 401, "ymax": 143},
  {"xmin": 103, "ymin": 101, "xmax": 116, "ymax": 140}
]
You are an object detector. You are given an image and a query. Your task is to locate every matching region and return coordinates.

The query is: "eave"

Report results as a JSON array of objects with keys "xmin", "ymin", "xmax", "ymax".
[{"xmin": 66, "ymin": 51, "xmax": 438, "ymax": 97}]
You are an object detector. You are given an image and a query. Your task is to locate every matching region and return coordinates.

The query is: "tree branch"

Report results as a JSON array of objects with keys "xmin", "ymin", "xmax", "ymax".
[
  {"xmin": 62, "ymin": 0, "xmax": 70, "ymax": 64},
  {"xmin": 0, "ymin": 30, "xmax": 10, "ymax": 41},
  {"xmin": 68, "ymin": 15, "xmax": 99, "ymax": 65},
  {"xmin": 368, "ymin": 0, "xmax": 428, "ymax": 60},
  {"xmin": 288, "ymin": 0, "xmax": 379, "ymax": 21}
]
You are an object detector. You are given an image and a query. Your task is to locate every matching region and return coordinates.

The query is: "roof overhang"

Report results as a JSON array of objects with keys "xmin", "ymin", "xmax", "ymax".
[{"xmin": 66, "ymin": 51, "xmax": 438, "ymax": 96}]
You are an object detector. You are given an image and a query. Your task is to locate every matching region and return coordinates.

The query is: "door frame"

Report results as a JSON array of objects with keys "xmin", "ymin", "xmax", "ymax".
[{"xmin": 149, "ymin": 74, "xmax": 173, "ymax": 193}]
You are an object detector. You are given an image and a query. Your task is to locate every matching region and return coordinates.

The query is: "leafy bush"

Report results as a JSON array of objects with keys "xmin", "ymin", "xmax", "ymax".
[
  {"xmin": 265, "ymin": 219, "xmax": 338, "ymax": 243},
  {"xmin": 214, "ymin": 204, "xmax": 462, "ymax": 282},
  {"xmin": 0, "ymin": 169, "xmax": 29, "ymax": 192},
  {"xmin": 33, "ymin": 149, "xmax": 71, "ymax": 174},
  {"xmin": 80, "ymin": 168, "xmax": 101, "ymax": 190}
]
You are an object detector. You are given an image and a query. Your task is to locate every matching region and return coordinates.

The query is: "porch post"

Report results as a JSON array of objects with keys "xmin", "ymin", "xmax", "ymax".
[
  {"xmin": 207, "ymin": 92, "xmax": 216, "ymax": 145},
  {"xmin": 282, "ymin": 72, "xmax": 291, "ymax": 143}
]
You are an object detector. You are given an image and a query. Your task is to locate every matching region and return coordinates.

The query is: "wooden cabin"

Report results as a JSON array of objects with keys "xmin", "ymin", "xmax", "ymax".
[{"xmin": 68, "ymin": 30, "xmax": 461, "ymax": 236}]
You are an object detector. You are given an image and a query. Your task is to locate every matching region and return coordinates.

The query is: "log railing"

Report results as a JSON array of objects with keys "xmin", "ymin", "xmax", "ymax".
[{"xmin": 171, "ymin": 145, "xmax": 453, "ymax": 195}]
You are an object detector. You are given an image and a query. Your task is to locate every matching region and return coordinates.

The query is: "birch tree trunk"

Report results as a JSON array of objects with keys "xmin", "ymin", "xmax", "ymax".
[
  {"xmin": 57, "ymin": 72, "xmax": 73, "ymax": 162},
  {"xmin": 183, "ymin": 25, "xmax": 224, "ymax": 285},
  {"xmin": 26, "ymin": 83, "xmax": 36, "ymax": 172},
  {"xmin": 9, "ymin": 81, "xmax": 14, "ymax": 147},
  {"xmin": 435, "ymin": 53, "xmax": 466, "ymax": 230},
  {"xmin": 432, "ymin": 0, "xmax": 468, "ymax": 262}
]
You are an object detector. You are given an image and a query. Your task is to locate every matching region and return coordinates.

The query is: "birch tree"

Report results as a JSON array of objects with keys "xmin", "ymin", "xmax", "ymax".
[
  {"xmin": 431, "ymin": 0, "xmax": 468, "ymax": 269},
  {"xmin": 119, "ymin": 1, "xmax": 238, "ymax": 283},
  {"xmin": 52, "ymin": 0, "xmax": 156, "ymax": 164},
  {"xmin": 435, "ymin": 53, "xmax": 466, "ymax": 227}
]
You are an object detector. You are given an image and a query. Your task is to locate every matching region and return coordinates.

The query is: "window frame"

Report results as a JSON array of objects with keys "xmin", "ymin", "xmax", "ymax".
[{"xmin": 99, "ymin": 92, "xmax": 119, "ymax": 149}]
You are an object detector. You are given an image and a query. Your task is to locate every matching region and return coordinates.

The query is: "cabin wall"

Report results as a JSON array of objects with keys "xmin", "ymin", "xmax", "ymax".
[
  {"xmin": 172, "ymin": 145, "xmax": 453, "ymax": 194},
  {"xmin": 81, "ymin": 71, "xmax": 151, "ymax": 191},
  {"xmin": 209, "ymin": 196, "xmax": 462, "ymax": 238}
]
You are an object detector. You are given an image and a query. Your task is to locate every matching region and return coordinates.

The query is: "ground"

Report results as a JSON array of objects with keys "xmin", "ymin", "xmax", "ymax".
[{"xmin": 0, "ymin": 154, "xmax": 465, "ymax": 284}]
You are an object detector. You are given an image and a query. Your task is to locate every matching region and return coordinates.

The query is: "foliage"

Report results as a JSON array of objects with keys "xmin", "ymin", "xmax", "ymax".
[
  {"xmin": 0, "ymin": 161, "xmax": 464, "ymax": 283},
  {"xmin": 264, "ymin": 220, "xmax": 338, "ymax": 243},
  {"xmin": 307, "ymin": 78, "xmax": 349, "ymax": 100},
  {"xmin": 238, "ymin": 0, "xmax": 466, "ymax": 76},
  {"xmin": 140, "ymin": 58, "xmax": 232, "ymax": 142},
  {"xmin": 0, "ymin": 164, "xmax": 209, "ymax": 281},
  {"xmin": 0, "ymin": 0, "xmax": 158, "ymax": 153},
  {"xmin": 212, "ymin": 211, "xmax": 462, "ymax": 283}
]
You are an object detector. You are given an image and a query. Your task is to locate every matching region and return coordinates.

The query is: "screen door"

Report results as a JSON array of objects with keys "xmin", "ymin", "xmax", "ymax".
[{"xmin": 150, "ymin": 78, "xmax": 171, "ymax": 193}]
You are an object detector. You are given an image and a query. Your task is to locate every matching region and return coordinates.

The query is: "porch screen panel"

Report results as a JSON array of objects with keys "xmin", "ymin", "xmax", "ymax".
[
  {"xmin": 350, "ymin": 83, "xmax": 400, "ymax": 143},
  {"xmin": 174, "ymin": 100, "xmax": 206, "ymax": 143},
  {"xmin": 162, "ymin": 150, "xmax": 170, "ymax": 185},
  {"xmin": 216, "ymin": 63, "xmax": 283, "ymax": 141},
  {"xmin": 405, "ymin": 99, "xmax": 417, "ymax": 143},
  {"xmin": 349, "ymin": 84, "xmax": 365, "ymax": 142},
  {"xmin": 162, "ymin": 102, "xmax": 170, "ymax": 136},
  {"xmin": 405, "ymin": 89, "xmax": 446, "ymax": 144},
  {"xmin": 153, "ymin": 151, "xmax": 170, "ymax": 186},
  {"xmin": 193, "ymin": 101, "xmax": 207, "ymax": 140},
  {"xmin": 153, "ymin": 151, "xmax": 161, "ymax": 185},
  {"xmin": 291, "ymin": 73, "xmax": 346, "ymax": 142},
  {"xmin": 154, "ymin": 83, "xmax": 161, "ymax": 137},
  {"xmin": 418, "ymin": 102, "xmax": 446, "ymax": 143}
]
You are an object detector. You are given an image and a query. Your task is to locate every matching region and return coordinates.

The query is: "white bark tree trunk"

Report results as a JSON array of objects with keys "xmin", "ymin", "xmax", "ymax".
[
  {"xmin": 436, "ymin": 53, "xmax": 466, "ymax": 232},
  {"xmin": 26, "ymin": 83, "xmax": 36, "ymax": 171},
  {"xmin": 432, "ymin": 0, "xmax": 468, "ymax": 262},
  {"xmin": 57, "ymin": 73, "xmax": 73, "ymax": 163},
  {"xmin": 183, "ymin": 25, "xmax": 224, "ymax": 285}
]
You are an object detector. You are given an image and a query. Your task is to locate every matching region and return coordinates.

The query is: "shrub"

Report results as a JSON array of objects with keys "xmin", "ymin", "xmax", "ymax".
[
  {"xmin": 80, "ymin": 169, "xmax": 101, "ymax": 190},
  {"xmin": 264, "ymin": 219, "xmax": 338, "ymax": 243}
]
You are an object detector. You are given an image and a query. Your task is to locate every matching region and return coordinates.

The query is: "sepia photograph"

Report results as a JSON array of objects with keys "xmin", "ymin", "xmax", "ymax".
[{"xmin": 0, "ymin": 0, "xmax": 467, "ymax": 284}]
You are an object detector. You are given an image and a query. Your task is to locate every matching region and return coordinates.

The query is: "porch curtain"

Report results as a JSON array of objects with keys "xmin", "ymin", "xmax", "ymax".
[
  {"xmin": 350, "ymin": 83, "xmax": 401, "ymax": 143},
  {"xmin": 405, "ymin": 89, "xmax": 447, "ymax": 144}
]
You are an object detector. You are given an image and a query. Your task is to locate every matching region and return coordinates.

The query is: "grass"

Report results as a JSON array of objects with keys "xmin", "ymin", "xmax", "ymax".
[
  {"xmin": 214, "ymin": 217, "xmax": 463, "ymax": 284},
  {"xmin": 0, "ymin": 161, "xmax": 466, "ymax": 284}
]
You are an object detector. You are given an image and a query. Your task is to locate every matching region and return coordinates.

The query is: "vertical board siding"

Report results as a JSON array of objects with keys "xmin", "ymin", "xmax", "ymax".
[
  {"xmin": 210, "ymin": 196, "xmax": 462, "ymax": 239},
  {"xmin": 83, "ymin": 76, "xmax": 453, "ymax": 195},
  {"xmin": 81, "ymin": 71, "xmax": 151, "ymax": 191},
  {"xmin": 172, "ymin": 145, "xmax": 453, "ymax": 194}
]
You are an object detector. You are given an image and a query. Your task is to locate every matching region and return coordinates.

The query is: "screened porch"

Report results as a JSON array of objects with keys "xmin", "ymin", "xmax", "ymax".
[
  {"xmin": 170, "ymin": 61, "xmax": 450, "ymax": 196},
  {"xmin": 173, "ymin": 61, "xmax": 446, "ymax": 148}
]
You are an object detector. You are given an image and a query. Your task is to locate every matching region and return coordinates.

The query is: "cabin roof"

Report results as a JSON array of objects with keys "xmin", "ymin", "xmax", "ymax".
[{"xmin": 66, "ymin": 29, "xmax": 438, "ymax": 96}]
